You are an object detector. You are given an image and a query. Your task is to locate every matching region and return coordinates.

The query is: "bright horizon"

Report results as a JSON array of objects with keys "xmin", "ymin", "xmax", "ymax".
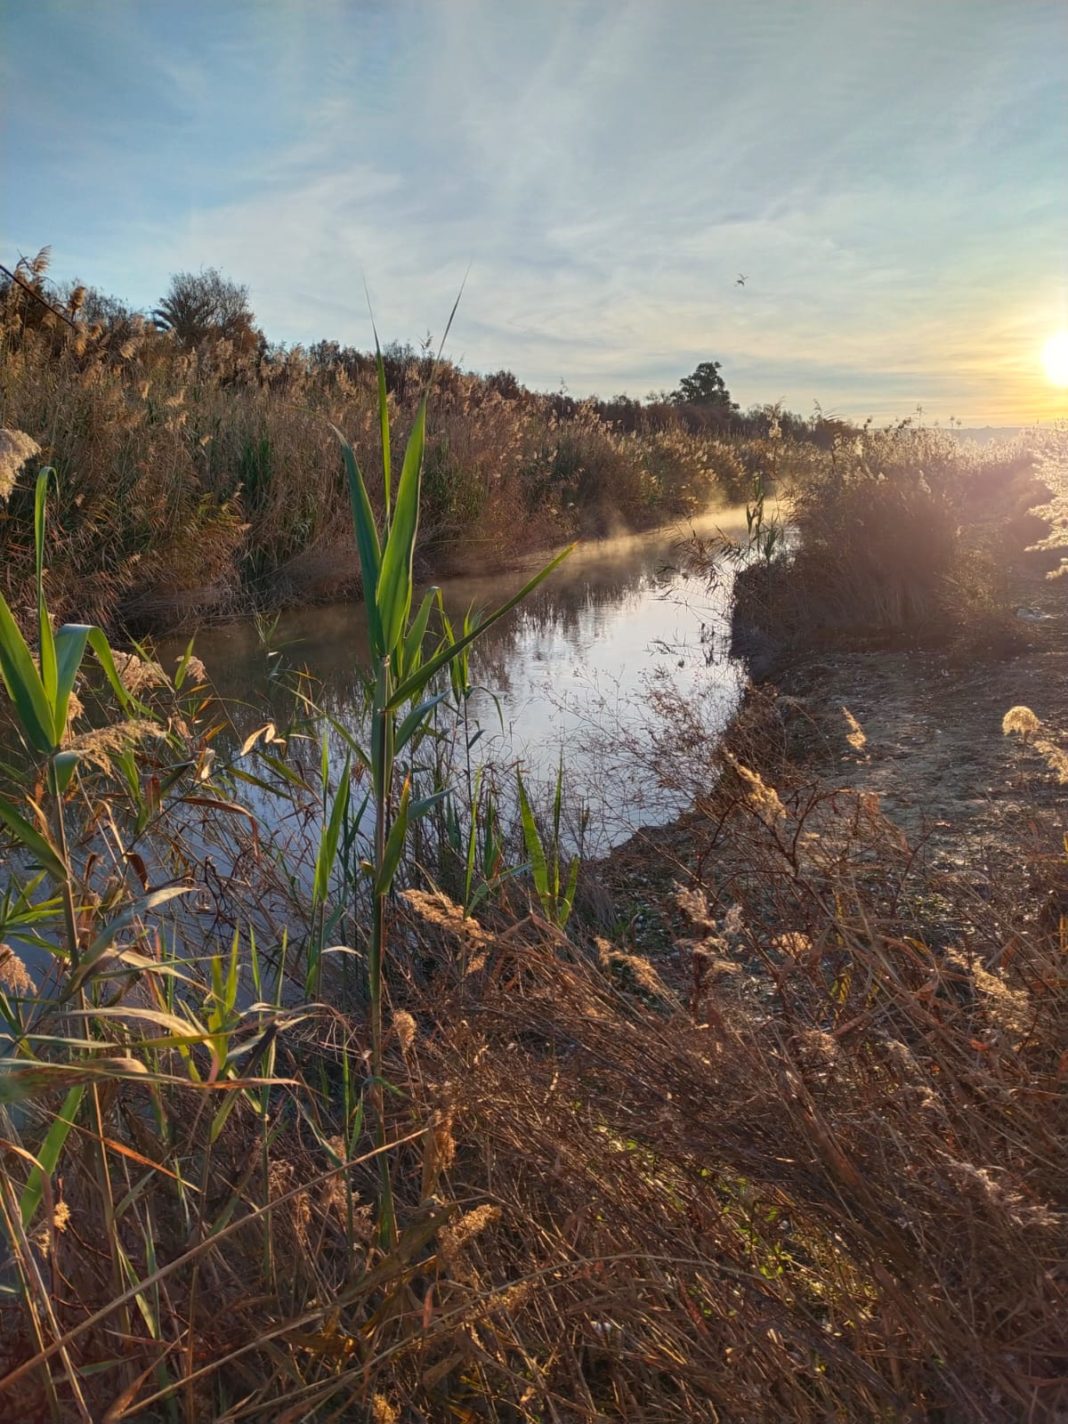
[{"xmin": 3, "ymin": 1, "xmax": 1067, "ymax": 425}]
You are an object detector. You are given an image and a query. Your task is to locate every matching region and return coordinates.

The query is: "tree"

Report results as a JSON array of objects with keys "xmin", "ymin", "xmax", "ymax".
[
  {"xmin": 153, "ymin": 268, "xmax": 258, "ymax": 349},
  {"xmin": 670, "ymin": 360, "xmax": 737, "ymax": 414}
]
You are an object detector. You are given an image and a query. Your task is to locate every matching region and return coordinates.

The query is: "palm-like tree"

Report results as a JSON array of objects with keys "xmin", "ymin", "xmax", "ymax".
[{"xmin": 153, "ymin": 268, "xmax": 257, "ymax": 349}]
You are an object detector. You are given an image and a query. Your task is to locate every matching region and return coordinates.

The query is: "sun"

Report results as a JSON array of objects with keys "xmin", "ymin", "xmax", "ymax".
[{"xmin": 1042, "ymin": 330, "xmax": 1068, "ymax": 387}]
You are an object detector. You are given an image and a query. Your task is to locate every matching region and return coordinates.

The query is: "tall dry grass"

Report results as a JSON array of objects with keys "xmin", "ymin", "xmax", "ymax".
[
  {"xmin": 1, "ymin": 740, "xmax": 1062, "ymax": 1419},
  {"xmin": 0, "ymin": 262, "xmax": 792, "ymax": 636},
  {"xmin": 0, "ymin": 558, "xmax": 1062, "ymax": 1419}
]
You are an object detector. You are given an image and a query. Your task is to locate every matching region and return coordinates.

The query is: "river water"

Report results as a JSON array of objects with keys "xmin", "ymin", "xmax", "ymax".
[{"xmin": 164, "ymin": 509, "xmax": 751, "ymax": 852}]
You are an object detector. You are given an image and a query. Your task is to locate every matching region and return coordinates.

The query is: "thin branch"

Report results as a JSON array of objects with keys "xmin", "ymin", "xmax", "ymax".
[{"xmin": 0, "ymin": 262, "xmax": 79, "ymax": 331}]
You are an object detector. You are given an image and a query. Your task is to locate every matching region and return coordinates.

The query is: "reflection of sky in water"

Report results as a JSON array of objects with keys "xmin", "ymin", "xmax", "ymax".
[{"xmin": 161, "ymin": 512, "xmax": 750, "ymax": 851}]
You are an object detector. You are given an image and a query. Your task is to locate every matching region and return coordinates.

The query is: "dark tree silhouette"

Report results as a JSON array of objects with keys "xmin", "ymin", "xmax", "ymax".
[
  {"xmin": 671, "ymin": 360, "xmax": 737, "ymax": 413},
  {"xmin": 153, "ymin": 268, "xmax": 258, "ymax": 349}
]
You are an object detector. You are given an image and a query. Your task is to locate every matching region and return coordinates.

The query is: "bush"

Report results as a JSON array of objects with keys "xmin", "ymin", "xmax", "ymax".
[{"xmin": 732, "ymin": 425, "xmax": 1032, "ymax": 660}]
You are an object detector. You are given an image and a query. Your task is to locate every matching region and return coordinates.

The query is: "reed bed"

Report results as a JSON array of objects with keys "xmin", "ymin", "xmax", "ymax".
[
  {"xmin": 727, "ymin": 422, "xmax": 1040, "ymax": 668},
  {"xmin": 0, "ymin": 256, "xmax": 753, "ymax": 636},
  {"xmin": 0, "ymin": 520, "xmax": 1062, "ymax": 1418},
  {"xmin": 1, "ymin": 762, "xmax": 1063, "ymax": 1420},
  {"xmin": 1, "ymin": 262, "xmax": 1063, "ymax": 1421}
]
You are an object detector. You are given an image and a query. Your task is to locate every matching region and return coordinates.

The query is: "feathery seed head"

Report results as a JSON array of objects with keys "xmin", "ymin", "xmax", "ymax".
[
  {"xmin": 0, "ymin": 945, "xmax": 37, "ymax": 996},
  {"xmin": 723, "ymin": 752, "xmax": 787, "ymax": 826},
  {"xmin": 391, "ymin": 1009, "xmax": 417, "ymax": 1053},
  {"xmin": 1002, "ymin": 705, "xmax": 1040, "ymax": 739},
  {"xmin": 0, "ymin": 429, "xmax": 41, "ymax": 501}
]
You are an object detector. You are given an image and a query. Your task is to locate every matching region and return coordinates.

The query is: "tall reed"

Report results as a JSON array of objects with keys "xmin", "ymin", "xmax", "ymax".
[{"xmin": 331, "ymin": 342, "xmax": 571, "ymax": 1234}]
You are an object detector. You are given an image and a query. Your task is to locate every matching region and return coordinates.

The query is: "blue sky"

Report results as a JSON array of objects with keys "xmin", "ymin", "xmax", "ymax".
[{"xmin": 3, "ymin": 0, "xmax": 1067, "ymax": 421}]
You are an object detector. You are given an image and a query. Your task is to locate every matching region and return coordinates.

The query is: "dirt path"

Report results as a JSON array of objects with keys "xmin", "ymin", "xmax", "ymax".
[{"xmin": 774, "ymin": 567, "xmax": 1068, "ymax": 873}]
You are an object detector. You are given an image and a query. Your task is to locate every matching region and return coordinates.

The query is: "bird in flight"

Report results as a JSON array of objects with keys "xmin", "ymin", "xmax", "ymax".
[{"xmin": 736, "ymin": 273, "xmax": 747, "ymax": 286}]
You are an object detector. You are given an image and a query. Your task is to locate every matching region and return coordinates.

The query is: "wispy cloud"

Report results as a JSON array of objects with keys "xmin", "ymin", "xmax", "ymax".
[{"xmin": 4, "ymin": 0, "xmax": 1066, "ymax": 421}]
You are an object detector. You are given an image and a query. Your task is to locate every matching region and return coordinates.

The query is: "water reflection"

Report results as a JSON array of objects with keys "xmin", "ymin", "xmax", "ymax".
[{"xmin": 162, "ymin": 510, "xmax": 751, "ymax": 851}]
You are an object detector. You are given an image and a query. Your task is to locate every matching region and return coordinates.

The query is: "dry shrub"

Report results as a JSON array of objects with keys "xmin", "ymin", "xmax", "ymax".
[{"xmin": 731, "ymin": 426, "xmax": 1033, "ymax": 665}]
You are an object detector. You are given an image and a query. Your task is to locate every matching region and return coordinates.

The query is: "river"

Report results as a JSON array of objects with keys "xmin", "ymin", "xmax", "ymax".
[{"xmin": 162, "ymin": 508, "xmax": 751, "ymax": 853}]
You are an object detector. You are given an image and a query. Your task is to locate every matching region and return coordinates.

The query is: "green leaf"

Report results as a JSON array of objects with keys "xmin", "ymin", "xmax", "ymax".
[
  {"xmin": 517, "ymin": 774, "xmax": 549, "ymax": 905},
  {"xmin": 332, "ymin": 428, "xmax": 384, "ymax": 656},
  {"xmin": 209, "ymin": 1080, "xmax": 242, "ymax": 1144},
  {"xmin": 228, "ymin": 765, "xmax": 291, "ymax": 797},
  {"xmin": 52, "ymin": 750, "xmax": 79, "ymax": 794},
  {"xmin": 387, "ymin": 543, "xmax": 575, "ymax": 710},
  {"xmin": 552, "ymin": 755, "xmax": 565, "ymax": 846},
  {"xmin": 312, "ymin": 755, "xmax": 351, "ymax": 909},
  {"xmin": 20, "ymin": 1083, "xmax": 84, "ymax": 1227},
  {"xmin": 448, "ymin": 608, "xmax": 477, "ymax": 702},
  {"xmin": 374, "ymin": 778, "xmax": 411, "ymax": 896},
  {"xmin": 398, "ymin": 585, "xmax": 439, "ymax": 683},
  {"xmin": 0, "ymin": 590, "xmax": 54, "ymax": 753},
  {"xmin": 259, "ymin": 753, "xmax": 315, "ymax": 790},
  {"xmin": 395, "ymin": 690, "xmax": 448, "ymax": 753},
  {"xmin": 223, "ymin": 927, "xmax": 240, "ymax": 1014},
  {"xmin": 174, "ymin": 635, "xmax": 200, "ymax": 689},
  {"xmin": 325, "ymin": 718, "xmax": 372, "ymax": 775},
  {"xmin": 34, "ymin": 470, "xmax": 58, "ymax": 714},
  {"xmin": 376, "ymin": 345, "xmax": 392, "ymax": 525},
  {"xmin": 0, "ymin": 796, "xmax": 65, "ymax": 879},
  {"xmin": 53, "ymin": 623, "xmax": 91, "ymax": 740},
  {"xmin": 377, "ymin": 399, "xmax": 426, "ymax": 656},
  {"xmin": 560, "ymin": 856, "xmax": 580, "ymax": 929},
  {"xmin": 408, "ymin": 789, "xmax": 447, "ymax": 821},
  {"xmin": 86, "ymin": 628, "xmax": 141, "ymax": 716}
]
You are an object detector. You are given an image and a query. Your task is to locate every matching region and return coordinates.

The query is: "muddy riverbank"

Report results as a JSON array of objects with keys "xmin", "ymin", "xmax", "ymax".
[{"xmin": 596, "ymin": 539, "xmax": 1068, "ymax": 961}]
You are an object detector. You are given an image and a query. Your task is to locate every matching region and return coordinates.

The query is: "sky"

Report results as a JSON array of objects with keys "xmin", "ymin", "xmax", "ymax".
[{"xmin": 3, "ymin": 0, "xmax": 1067, "ymax": 423}]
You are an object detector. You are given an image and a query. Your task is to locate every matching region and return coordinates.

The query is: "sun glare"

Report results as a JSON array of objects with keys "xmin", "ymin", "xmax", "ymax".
[{"xmin": 1042, "ymin": 330, "xmax": 1068, "ymax": 387}]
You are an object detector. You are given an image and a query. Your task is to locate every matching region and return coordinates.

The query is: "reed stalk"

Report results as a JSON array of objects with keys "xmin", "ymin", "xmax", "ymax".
[{"xmin": 332, "ymin": 339, "xmax": 572, "ymax": 1236}]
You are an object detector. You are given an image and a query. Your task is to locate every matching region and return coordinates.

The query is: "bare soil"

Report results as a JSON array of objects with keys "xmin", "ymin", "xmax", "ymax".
[
  {"xmin": 770, "ymin": 566, "xmax": 1068, "ymax": 870},
  {"xmin": 595, "ymin": 559, "xmax": 1068, "ymax": 956}
]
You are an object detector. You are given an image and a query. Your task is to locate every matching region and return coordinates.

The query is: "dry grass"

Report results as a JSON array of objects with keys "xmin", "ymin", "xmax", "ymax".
[
  {"xmin": 0, "ymin": 274, "xmax": 770, "ymax": 635},
  {"xmin": 395, "ymin": 898, "xmax": 1063, "ymax": 1421},
  {"xmin": 1, "ymin": 707, "xmax": 1063, "ymax": 1420}
]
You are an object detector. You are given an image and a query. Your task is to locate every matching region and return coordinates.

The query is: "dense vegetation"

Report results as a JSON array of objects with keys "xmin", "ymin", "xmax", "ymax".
[
  {"xmin": 0, "ymin": 249, "xmax": 836, "ymax": 635},
  {"xmin": 0, "ymin": 249, "xmax": 1065, "ymax": 1421},
  {"xmin": 725, "ymin": 419, "xmax": 1044, "ymax": 672}
]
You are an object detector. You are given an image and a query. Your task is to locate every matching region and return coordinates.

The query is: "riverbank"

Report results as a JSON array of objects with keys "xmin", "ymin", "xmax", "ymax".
[
  {"xmin": 599, "ymin": 556, "xmax": 1068, "ymax": 946},
  {"xmin": 599, "ymin": 431, "xmax": 1068, "ymax": 942},
  {"xmin": 574, "ymin": 461, "xmax": 1067, "ymax": 1418}
]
